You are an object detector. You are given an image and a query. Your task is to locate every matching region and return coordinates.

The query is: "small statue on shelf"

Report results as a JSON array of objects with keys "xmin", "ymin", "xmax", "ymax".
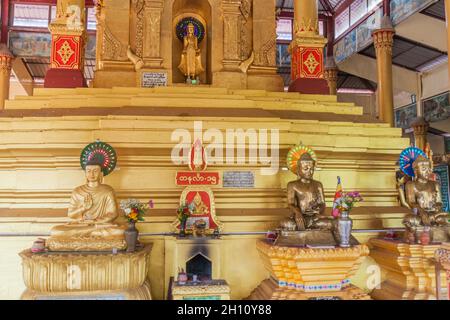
[{"xmin": 178, "ymin": 23, "xmax": 204, "ymax": 82}]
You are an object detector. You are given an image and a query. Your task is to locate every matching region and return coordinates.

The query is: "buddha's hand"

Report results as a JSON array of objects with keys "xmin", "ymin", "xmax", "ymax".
[{"xmin": 83, "ymin": 194, "xmax": 93, "ymax": 211}]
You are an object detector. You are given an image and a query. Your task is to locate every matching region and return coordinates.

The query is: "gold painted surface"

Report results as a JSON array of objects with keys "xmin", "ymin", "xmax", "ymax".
[
  {"xmin": 19, "ymin": 245, "xmax": 152, "ymax": 293},
  {"xmin": 172, "ymin": 282, "xmax": 231, "ymax": 300},
  {"xmin": 92, "ymin": 0, "xmax": 283, "ymax": 90},
  {"xmin": 373, "ymin": 27, "xmax": 395, "ymax": 127},
  {"xmin": 255, "ymin": 240, "xmax": 369, "ymax": 291},
  {"xmin": 248, "ymin": 280, "xmax": 370, "ymax": 300},
  {"xmin": 370, "ymin": 238, "xmax": 447, "ymax": 300},
  {"xmin": 248, "ymin": 241, "xmax": 370, "ymax": 300},
  {"xmin": 22, "ymin": 281, "xmax": 152, "ymax": 300},
  {"xmin": 0, "ymin": 83, "xmax": 411, "ymax": 300}
]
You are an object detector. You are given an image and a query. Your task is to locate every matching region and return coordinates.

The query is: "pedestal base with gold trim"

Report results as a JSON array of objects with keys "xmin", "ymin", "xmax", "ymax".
[
  {"xmin": 248, "ymin": 279, "xmax": 369, "ymax": 300},
  {"xmin": 247, "ymin": 240, "xmax": 370, "ymax": 300},
  {"xmin": 171, "ymin": 280, "xmax": 231, "ymax": 300},
  {"xmin": 437, "ymin": 243, "xmax": 450, "ymax": 300},
  {"xmin": 46, "ymin": 237, "xmax": 127, "ymax": 252},
  {"xmin": 21, "ymin": 281, "xmax": 152, "ymax": 300},
  {"xmin": 19, "ymin": 245, "xmax": 152, "ymax": 300},
  {"xmin": 370, "ymin": 238, "xmax": 447, "ymax": 300}
]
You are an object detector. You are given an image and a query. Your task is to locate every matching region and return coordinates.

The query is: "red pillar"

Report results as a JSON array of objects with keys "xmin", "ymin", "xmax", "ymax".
[
  {"xmin": 44, "ymin": 0, "xmax": 87, "ymax": 88},
  {"xmin": 288, "ymin": 0, "xmax": 329, "ymax": 94}
]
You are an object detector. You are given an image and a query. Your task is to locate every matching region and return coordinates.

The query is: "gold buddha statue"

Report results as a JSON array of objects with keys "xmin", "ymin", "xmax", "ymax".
[
  {"xmin": 178, "ymin": 23, "xmax": 204, "ymax": 80},
  {"xmin": 47, "ymin": 149, "xmax": 126, "ymax": 251},
  {"xmin": 403, "ymin": 155, "xmax": 449, "ymax": 242},
  {"xmin": 192, "ymin": 192, "xmax": 209, "ymax": 215},
  {"xmin": 282, "ymin": 153, "xmax": 333, "ymax": 231}
]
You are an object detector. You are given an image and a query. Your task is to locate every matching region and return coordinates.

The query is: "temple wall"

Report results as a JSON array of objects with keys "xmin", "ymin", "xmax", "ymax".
[{"xmin": 0, "ymin": 87, "xmax": 410, "ymax": 299}]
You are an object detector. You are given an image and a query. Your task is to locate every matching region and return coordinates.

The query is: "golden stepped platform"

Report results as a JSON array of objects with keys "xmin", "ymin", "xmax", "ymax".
[{"xmin": 0, "ymin": 86, "xmax": 410, "ymax": 299}]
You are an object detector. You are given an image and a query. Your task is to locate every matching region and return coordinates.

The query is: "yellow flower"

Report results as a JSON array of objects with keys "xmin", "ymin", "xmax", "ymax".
[{"xmin": 129, "ymin": 212, "xmax": 138, "ymax": 220}]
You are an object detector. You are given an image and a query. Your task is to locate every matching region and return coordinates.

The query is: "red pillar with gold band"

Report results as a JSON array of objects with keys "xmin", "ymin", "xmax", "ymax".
[
  {"xmin": 288, "ymin": 0, "xmax": 329, "ymax": 94},
  {"xmin": 44, "ymin": 0, "xmax": 87, "ymax": 88}
]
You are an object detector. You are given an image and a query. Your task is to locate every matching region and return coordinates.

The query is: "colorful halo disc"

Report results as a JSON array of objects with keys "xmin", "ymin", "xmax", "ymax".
[
  {"xmin": 80, "ymin": 141, "xmax": 117, "ymax": 176},
  {"xmin": 176, "ymin": 17, "xmax": 206, "ymax": 43},
  {"xmin": 286, "ymin": 145, "xmax": 317, "ymax": 174},
  {"xmin": 399, "ymin": 147, "xmax": 427, "ymax": 177}
]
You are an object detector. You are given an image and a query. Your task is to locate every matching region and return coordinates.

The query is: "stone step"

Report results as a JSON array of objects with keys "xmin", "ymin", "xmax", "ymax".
[{"xmin": 5, "ymin": 86, "xmax": 362, "ymax": 116}]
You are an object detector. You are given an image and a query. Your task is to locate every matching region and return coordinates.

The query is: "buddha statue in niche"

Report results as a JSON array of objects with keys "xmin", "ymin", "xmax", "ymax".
[
  {"xmin": 402, "ymin": 155, "xmax": 449, "ymax": 242},
  {"xmin": 47, "ymin": 148, "xmax": 126, "ymax": 251},
  {"xmin": 281, "ymin": 153, "xmax": 334, "ymax": 231},
  {"xmin": 178, "ymin": 23, "xmax": 204, "ymax": 81}
]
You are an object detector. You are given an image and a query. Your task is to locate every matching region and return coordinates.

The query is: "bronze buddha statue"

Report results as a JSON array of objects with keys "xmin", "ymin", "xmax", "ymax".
[
  {"xmin": 281, "ymin": 153, "xmax": 333, "ymax": 232},
  {"xmin": 47, "ymin": 157, "xmax": 126, "ymax": 251},
  {"xmin": 402, "ymin": 155, "xmax": 449, "ymax": 242}
]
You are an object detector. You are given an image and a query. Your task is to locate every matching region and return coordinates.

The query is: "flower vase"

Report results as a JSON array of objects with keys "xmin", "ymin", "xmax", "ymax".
[
  {"xmin": 335, "ymin": 211, "xmax": 353, "ymax": 248},
  {"xmin": 125, "ymin": 221, "xmax": 138, "ymax": 253}
]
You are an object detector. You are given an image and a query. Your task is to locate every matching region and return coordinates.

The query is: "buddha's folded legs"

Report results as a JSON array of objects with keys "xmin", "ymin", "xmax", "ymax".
[{"xmin": 51, "ymin": 223, "xmax": 126, "ymax": 238}]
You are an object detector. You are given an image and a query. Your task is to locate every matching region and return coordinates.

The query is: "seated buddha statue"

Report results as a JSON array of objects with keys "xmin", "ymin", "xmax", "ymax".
[
  {"xmin": 281, "ymin": 153, "xmax": 333, "ymax": 231},
  {"xmin": 192, "ymin": 192, "xmax": 209, "ymax": 215},
  {"xmin": 403, "ymin": 155, "xmax": 449, "ymax": 241},
  {"xmin": 47, "ymin": 157, "xmax": 126, "ymax": 251}
]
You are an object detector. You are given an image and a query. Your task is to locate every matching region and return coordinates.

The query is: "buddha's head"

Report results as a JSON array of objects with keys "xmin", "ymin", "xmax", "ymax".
[
  {"xmin": 187, "ymin": 23, "xmax": 195, "ymax": 36},
  {"xmin": 85, "ymin": 157, "xmax": 104, "ymax": 184},
  {"xmin": 297, "ymin": 153, "xmax": 315, "ymax": 180},
  {"xmin": 413, "ymin": 155, "xmax": 432, "ymax": 181}
]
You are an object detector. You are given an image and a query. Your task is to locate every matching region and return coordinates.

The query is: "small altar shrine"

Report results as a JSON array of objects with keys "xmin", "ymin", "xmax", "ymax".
[{"xmin": 171, "ymin": 279, "xmax": 230, "ymax": 300}]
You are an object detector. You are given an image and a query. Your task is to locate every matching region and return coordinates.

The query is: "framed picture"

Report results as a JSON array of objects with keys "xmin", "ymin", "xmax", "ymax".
[
  {"xmin": 395, "ymin": 104, "xmax": 417, "ymax": 129},
  {"xmin": 434, "ymin": 165, "xmax": 450, "ymax": 213},
  {"xmin": 9, "ymin": 31, "xmax": 51, "ymax": 57},
  {"xmin": 423, "ymin": 92, "xmax": 450, "ymax": 123}
]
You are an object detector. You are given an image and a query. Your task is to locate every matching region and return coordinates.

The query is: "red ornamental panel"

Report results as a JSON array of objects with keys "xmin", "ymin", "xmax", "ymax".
[
  {"xmin": 51, "ymin": 35, "xmax": 82, "ymax": 69},
  {"xmin": 291, "ymin": 47, "xmax": 324, "ymax": 80},
  {"xmin": 179, "ymin": 190, "xmax": 219, "ymax": 231},
  {"xmin": 176, "ymin": 171, "xmax": 220, "ymax": 186}
]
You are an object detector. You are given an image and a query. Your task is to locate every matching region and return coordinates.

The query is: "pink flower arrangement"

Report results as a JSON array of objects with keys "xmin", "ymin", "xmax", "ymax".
[{"xmin": 333, "ymin": 191, "xmax": 363, "ymax": 216}]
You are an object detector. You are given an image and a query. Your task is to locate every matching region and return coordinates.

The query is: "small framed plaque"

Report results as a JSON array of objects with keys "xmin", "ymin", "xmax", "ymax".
[
  {"xmin": 223, "ymin": 171, "xmax": 255, "ymax": 188},
  {"xmin": 141, "ymin": 72, "xmax": 168, "ymax": 88}
]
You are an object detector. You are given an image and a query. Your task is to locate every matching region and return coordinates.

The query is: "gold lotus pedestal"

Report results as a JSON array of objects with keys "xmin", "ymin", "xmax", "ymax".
[
  {"xmin": 370, "ymin": 239, "xmax": 447, "ymax": 300},
  {"xmin": 19, "ymin": 245, "xmax": 153, "ymax": 300},
  {"xmin": 247, "ymin": 240, "xmax": 370, "ymax": 300}
]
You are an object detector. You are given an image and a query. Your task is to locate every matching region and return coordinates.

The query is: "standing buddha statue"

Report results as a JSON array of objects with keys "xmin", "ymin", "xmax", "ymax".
[{"xmin": 178, "ymin": 23, "xmax": 204, "ymax": 81}]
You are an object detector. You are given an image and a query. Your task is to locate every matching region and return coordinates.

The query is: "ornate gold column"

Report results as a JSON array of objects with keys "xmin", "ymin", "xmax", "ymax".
[
  {"xmin": 289, "ymin": 0, "xmax": 329, "ymax": 94},
  {"xmin": 411, "ymin": 117, "xmax": 429, "ymax": 151},
  {"xmin": 324, "ymin": 58, "xmax": 338, "ymax": 96},
  {"xmin": 222, "ymin": 0, "xmax": 241, "ymax": 70},
  {"xmin": 0, "ymin": 44, "xmax": 14, "ymax": 110},
  {"xmin": 143, "ymin": 0, "xmax": 164, "ymax": 67},
  {"xmin": 372, "ymin": 16, "xmax": 395, "ymax": 126}
]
